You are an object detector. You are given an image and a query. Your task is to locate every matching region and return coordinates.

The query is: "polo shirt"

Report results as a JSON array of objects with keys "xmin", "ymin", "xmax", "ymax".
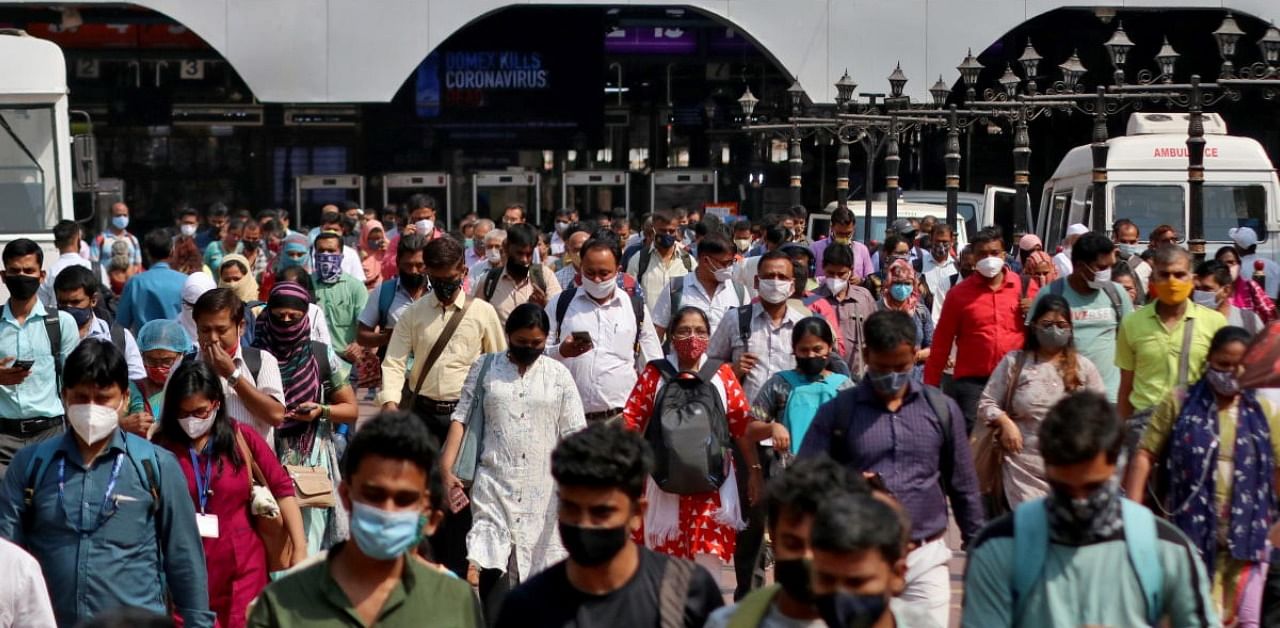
[
  {"xmin": 0, "ymin": 301, "xmax": 79, "ymax": 420},
  {"xmin": 1115, "ymin": 302, "xmax": 1226, "ymax": 413},
  {"xmin": 377, "ymin": 293, "xmax": 507, "ymax": 405},
  {"xmin": 247, "ymin": 542, "xmax": 481, "ymax": 628},
  {"xmin": 924, "ymin": 270, "xmax": 1036, "ymax": 385}
]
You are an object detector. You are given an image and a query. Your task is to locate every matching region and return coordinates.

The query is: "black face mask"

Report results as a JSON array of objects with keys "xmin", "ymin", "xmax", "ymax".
[
  {"xmin": 399, "ymin": 271, "xmax": 426, "ymax": 292},
  {"xmin": 61, "ymin": 305, "xmax": 94, "ymax": 328},
  {"xmin": 774, "ymin": 558, "xmax": 813, "ymax": 602},
  {"xmin": 508, "ymin": 345, "xmax": 542, "ymax": 366},
  {"xmin": 796, "ymin": 356, "xmax": 827, "ymax": 377},
  {"xmin": 4, "ymin": 274, "xmax": 39, "ymax": 301},
  {"xmin": 558, "ymin": 521, "xmax": 628, "ymax": 567},
  {"xmin": 814, "ymin": 592, "xmax": 890, "ymax": 628},
  {"xmin": 506, "ymin": 258, "xmax": 531, "ymax": 279},
  {"xmin": 430, "ymin": 275, "xmax": 464, "ymax": 304}
]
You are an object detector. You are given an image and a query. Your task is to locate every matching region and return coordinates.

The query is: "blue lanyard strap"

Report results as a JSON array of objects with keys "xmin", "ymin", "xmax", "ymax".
[
  {"xmin": 57, "ymin": 452, "xmax": 125, "ymax": 531},
  {"xmin": 188, "ymin": 447, "xmax": 213, "ymax": 513}
]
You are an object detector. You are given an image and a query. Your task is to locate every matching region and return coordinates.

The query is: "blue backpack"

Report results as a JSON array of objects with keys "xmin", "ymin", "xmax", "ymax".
[
  {"xmin": 1012, "ymin": 497, "xmax": 1163, "ymax": 625},
  {"xmin": 777, "ymin": 371, "xmax": 848, "ymax": 454}
]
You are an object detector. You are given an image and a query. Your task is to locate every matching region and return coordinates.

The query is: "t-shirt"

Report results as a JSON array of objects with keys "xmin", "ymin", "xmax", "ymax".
[
  {"xmin": 1027, "ymin": 279, "xmax": 1133, "ymax": 402},
  {"xmin": 495, "ymin": 547, "xmax": 723, "ymax": 628}
]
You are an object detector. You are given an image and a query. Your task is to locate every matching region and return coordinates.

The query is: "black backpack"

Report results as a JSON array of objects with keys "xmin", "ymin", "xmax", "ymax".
[{"xmin": 644, "ymin": 359, "xmax": 731, "ymax": 495}]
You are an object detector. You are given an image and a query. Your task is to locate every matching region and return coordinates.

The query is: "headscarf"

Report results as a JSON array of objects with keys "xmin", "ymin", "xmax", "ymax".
[
  {"xmin": 178, "ymin": 272, "xmax": 217, "ymax": 342},
  {"xmin": 218, "ymin": 254, "xmax": 260, "ymax": 303},
  {"xmin": 137, "ymin": 319, "xmax": 192, "ymax": 354},
  {"xmin": 359, "ymin": 219, "xmax": 386, "ymax": 288},
  {"xmin": 1231, "ymin": 276, "xmax": 1278, "ymax": 323},
  {"xmin": 882, "ymin": 258, "xmax": 920, "ymax": 313},
  {"xmin": 252, "ymin": 281, "xmax": 322, "ymax": 425},
  {"xmin": 1024, "ymin": 250, "xmax": 1059, "ymax": 286},
  {"xmin": 276, "ymin": 233, "xmax": 311, "ymax": 273}
]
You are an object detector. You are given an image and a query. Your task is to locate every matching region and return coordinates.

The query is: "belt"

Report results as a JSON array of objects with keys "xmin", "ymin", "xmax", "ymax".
[
  {"xmin": 0, "ymin": 416, "xmax": 63, "ymax": 436},
  {"xmin": 908, "ymin": 530, "xmax": 945, "ymax": 553},
  {"xmin": 585, "ymin": 407, "xmax": 624, "ymax": 422},
  {"xmin": 415, "ymin": 396, "xmax": 458, "ymax": 415}
]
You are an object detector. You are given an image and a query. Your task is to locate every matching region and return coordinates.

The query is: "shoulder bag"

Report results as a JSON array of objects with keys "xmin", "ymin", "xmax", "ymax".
[
  {"xmin": 452, "ymin": 353, "xmax": 497, "ymax": 485},
  {"xmin": 234, "ymin": 429, "xmax": 296, "ymax": 571}
]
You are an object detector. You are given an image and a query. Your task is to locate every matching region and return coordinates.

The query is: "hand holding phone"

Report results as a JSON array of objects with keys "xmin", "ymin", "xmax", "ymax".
[
  {"xmin": 11, "ymin": 359, "xmax": 34, "ymax": 371},
  {"xmin": 448, "ymin": 484, "xmax": 470, "ymax": 513},
  {"xmin": 570, "ymin": 331, "xmax": 593, "ymax": 345}
]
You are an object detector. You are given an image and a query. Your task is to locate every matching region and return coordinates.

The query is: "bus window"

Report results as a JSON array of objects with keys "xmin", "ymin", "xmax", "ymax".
[
  {"xmin": 1112, "ymin": 185, "xmax": 1184, "ymax": 243},
  {"xmin": 958, "ymin": 202, "xmax": 977, "ymax": 239},
  {"xmin": 1047, "ymin": 191, "xmax": 1072, "ymax": 248},
  {"xmin": 1204, "ymin": 185, "xmax": 1267, "ymax": 242}
]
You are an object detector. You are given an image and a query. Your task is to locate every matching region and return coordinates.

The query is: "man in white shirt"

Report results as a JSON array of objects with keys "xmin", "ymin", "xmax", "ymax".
[
  {"xmin": 554, "ymin": 225, "xmax": 592, "ymax": 289},
  {"xmin": 1054, "ymin": 223, "xmax": 1089, "ymax": 278},
  {"xmin": 652, "ymin": 233, "xmax": 748, "ymax": 340},
  {"xmin": 41, "ymin": 220, "xmax": 105, "ymax": 307},
  {"xmin": 464, "ymin": 219, "xmax": 495, "ymax": 270},
  {"xmin": 470, "ymin": 228, "xmax": 506, "ymax": 282},
  {"xmin": 626, "ymin": 209, "xmax": 696, "ymax": 310},
  {"xmin": 192, "ymin": 288, "xmax": 287, "ymax": 444},
  {"xmin": 52, "ymin": 266, "xmax": 145, "ymax": 382},
  {"xmin": 0, "ymin": 537, "xmax": 55, "ymax": 628},
  {"xmin": 1232, "ymin": 226, "xmax": 1280, "ymax": 299},
  {"xmin": 547, "ymin": 235, "xmax": 662, "ymax": 425},
  {"xmin": 919, "ymin": 224, "xmax": 958, "ymax": 324}
]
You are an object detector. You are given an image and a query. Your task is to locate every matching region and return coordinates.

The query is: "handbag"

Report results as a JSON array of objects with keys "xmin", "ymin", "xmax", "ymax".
[
  {"xmin": 286, "ymin": 463, "xmax": 336, "ymax": 508},
  {"xmin": 971, "ymin": 352, "xmax": 1027, "ymax": 508},
  {"xmin": 234, "ymin": 429, "xmax": 295, "ymax": 571},
  {"xmin": 452, "ymin": 353, "xmax": 496, "ymax": 485}
]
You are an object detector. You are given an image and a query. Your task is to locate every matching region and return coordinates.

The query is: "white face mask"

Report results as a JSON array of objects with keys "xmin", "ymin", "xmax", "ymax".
[
  {"xmin": 825, "ymin": 276, "xmax": 849, "ymax": 296},
  {"xmin": 583, "ymin": 275, "xmax": 616, "ymax": 299},
  {"xmin": 1192, "ymin": 289, "xmax": 1219, "ymax": 308},
  {"xmin": 179, "ymin": 405, "xmax": 219, "ymax": 439},
  {"xmin": 414, "ymin": 219, "xmax": 434, "ymax": 235},
  {"xmin": 1229, "ymin": 265, "xmax": 1241, "ymax": 281},
  {"xmin": 485, "ymin": 248, "xmax": 503, "ymax": 265},
  {"xmin": 757, "ymin": 279, "xmax": 794, "ymax": 304},
  {"xmin": 1086, "ymin": 266, "xmax": 1112, "ymax": 290},
  {"xmin": 975, "ymin": 256, "xmax": 1005, "ymax": 278},
  {"xmin": 712, "ymin": 266, "xmax": 735, "ymax": 283},
  {"xmin": 179, "ymin": 224, "xmax": 198, "ymax": 237},
  {"xmin": 66, "ymin": 403, "xmax": 121, "ymax": 445},
  {"xmin": 734, "ymin": 238, "xmax": 751, "ymax": 253}
]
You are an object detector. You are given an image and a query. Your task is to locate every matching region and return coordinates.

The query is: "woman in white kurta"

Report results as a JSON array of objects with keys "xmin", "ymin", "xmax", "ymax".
[{"xmin": 441, "ymin": 302, "xmax": 585, "ymax": 620}]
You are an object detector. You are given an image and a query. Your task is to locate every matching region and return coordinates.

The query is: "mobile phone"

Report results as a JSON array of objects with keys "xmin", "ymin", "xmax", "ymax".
[
  {"xmin": 11, "ymin": 359, "xmax": 33, "ymax": 371},
  {"xmin": 448, "ymin": 485, "xmax": 470, "ymax": 513},
  {"xmin": 570, "ymin": 331, "xmax": 593, "ymax": 345}
]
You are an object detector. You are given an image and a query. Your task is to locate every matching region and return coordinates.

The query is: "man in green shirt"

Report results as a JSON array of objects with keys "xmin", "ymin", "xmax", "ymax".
[
  {"xmin": 313, "ymin": 231, "xmax": 369, "ymax": 368},
  {"xmin": 248, "ymin": 412, "xmax": 480, "ymax": 628}
]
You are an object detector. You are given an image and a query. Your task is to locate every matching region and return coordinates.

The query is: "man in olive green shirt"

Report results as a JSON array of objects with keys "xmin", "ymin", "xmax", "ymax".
[{"xmin": 248, "ymin": 412, "xmax": 479, "ymax": 628}]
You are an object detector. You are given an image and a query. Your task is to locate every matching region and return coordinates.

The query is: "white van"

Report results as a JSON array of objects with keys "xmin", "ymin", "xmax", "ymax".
[
  {"xmin": 1037, "ymin": 112, "xmax": 1280, "ymax": 261},
  {"xmin": 808, "ymin": 201, "xmax": 970, "ymax": 250},
  {"xmin": 873, "ymin": 186, "xmax": 1022, "ymax": 241}
]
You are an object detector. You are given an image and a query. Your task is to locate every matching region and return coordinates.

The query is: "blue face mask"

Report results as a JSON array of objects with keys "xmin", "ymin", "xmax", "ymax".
[
  {"xmin": 1116, "ymin": 242, "xmax": 1139, "ymax": 258},
  {"xmin": 867, "ymin": 369, "xmax": 911, "ymax": 397},
  {"xmin": 656, "ymin": 234, "xmax": 677, "ymax": 250},
  {"xmin": 111, "ymin": 215, "xmax": 129, "ymax": 230},
  {"xmin": 888, "ymin": 283, "xmax": 913, "ymax": 302},
  {"xmin": 349, "ymin": 501, "xmax": 422, "ymax": 560}
]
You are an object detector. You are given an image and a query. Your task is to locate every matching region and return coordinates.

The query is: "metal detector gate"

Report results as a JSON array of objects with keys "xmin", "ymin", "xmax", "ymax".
[
  {"xmin": 561, "ymin": 170, "xmax": 630, "ymax": 218},
  {"xmin": 472, "ymin": 171, "xmax": 540, "ymax": 225},
  {"xmin": 294, "ymin": 174, "xmax": 364, "ymax": 229},
  {"xmin": 649, "ymin": 169, "xmax": 717, "ymax": 213},
  {"xmin": 382, "ymin": 172, "xmax": 452, "ymax": 227}
]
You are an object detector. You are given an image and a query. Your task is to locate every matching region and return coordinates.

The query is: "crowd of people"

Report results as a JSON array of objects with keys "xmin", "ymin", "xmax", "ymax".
[{"xmin": 0, "ymin": 194, "xmax": 1275, "ymax": 628}]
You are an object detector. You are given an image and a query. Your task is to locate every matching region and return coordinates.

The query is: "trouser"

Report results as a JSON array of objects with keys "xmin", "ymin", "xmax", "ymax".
[
  {"xmin": 949, "ymin": 376, "xmax": 989, "ymax": 435},
  {"xmin": 412, "ymin": 401, "xmax": 473, "ymax": 579},
  {"xmin": 732, "ymin": 442, "xmax": 777, "ymax": 601},
  {"xmin": 478, "ymin": 547, "xmax": 519, "ymax": 628},
  {"xmin": 0, "ymin": 422, "xmax": 64, "ymax": 479},
  {"xmin": 1261, "ymin": 551, "xmax": 1280, "ymax": 627},
  {"xmin": 900, "ymin": 537, "xmax": 953, "ymax": 628}
]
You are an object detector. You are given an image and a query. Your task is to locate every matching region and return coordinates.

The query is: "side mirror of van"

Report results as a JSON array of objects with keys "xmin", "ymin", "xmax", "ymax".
[{"xmin": 72, "ymin": 133, "xmax": 98, "ymax": 191}]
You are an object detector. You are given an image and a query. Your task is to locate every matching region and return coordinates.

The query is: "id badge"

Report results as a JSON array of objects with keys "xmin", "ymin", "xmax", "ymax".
[{"xmin": 196, "ymin": 513, "xmax": 220, "ymax": 538}]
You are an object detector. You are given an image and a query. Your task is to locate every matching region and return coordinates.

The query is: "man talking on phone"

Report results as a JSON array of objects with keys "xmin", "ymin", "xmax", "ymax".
[
  {"xmin": 547, "ymin": 235, "xmax": 661, "ymax": 425},
  {"xmin": 0, "ymin": 239, "xmax": 79, "ymax": 474}
]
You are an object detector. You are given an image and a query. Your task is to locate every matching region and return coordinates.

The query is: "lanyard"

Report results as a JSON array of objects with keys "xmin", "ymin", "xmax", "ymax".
[
  {"xmin": 188, "ymin": 447, "xmax": 214, "ymax": 513},
  {"xmin": 57, "ymin": 453, "xmax": 125, "ymax": 532}
]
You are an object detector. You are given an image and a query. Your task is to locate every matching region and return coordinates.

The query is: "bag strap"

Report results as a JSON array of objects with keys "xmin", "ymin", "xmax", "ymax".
[
  {"xmin": 638, "ymin": 248, "xmax": 653, "ymax": 280},
  {"xmin": 412, "ymin": 298, "xmax": 474, "ymax": 397},
  {"xmin": 631, "ymin": 293, "xmax": 645, "ymax": 356},
  {"xmin": 1003, "ymin": 352, "xmax": 1029, "ymax": 415},
  {"xmin": 726, "ymin": 586, "xmax": 782, "ymax": 628},
  {"xmin": 737, "ymin": 305, "xmax": 754, "ymax": 348},
  {"xmin": 650, "ymin": 359, "xmax": 681, "ymax": 382},
  {"xmin": 679, "ymin": 251, "xmax": 693, "ymax": 272},
  {"xmin": 20, "ymin": 439, "xmax": 63, "ymax": 532},
  {"xmin": 109, "ymin": 323, "xmax": 126, "ymax": 351},
  {"xmin": 1011, "ymin": 499, "xmax": 1050, "ymax": 613},
  {"xmin": 1099, "ymin": 282, "xmax": 1124, "ymax": 325},
  {"xmin": 242, "ymin": 346, "xmax": 263, "ymax": 381},
  {"xmin": 43, "ymin": 315, "xmax": 62, "ymax": 390},
  {"xmin": 310, "ymin": 341, "xmax": 333, "ymax": 400},
  {"xmin": 694, "ymin": 359, "xmax": 723, "ymax": 383},
  {"xmin": 232, "ymin": 427, "xmax": 269, "ymax": 488},
  {"xmin": 658, "ymin": 556, "xmax": 696, "ymax": 628},
  {"xmin": 921, "ymin": 385, "xmax": 954, "ymax": 489},
  {"xmin": 377, "ymin": 277, "xmax": 398, "ymax": 327},
  {"xmin": 1177, "ymin": 316, "xmax": 1195, "ymax": 388},
  {"xmin": 1021, "ymin": 274, "xmax": 1031, "ymax": 299},
  {"xmin": 1121, "ymin": 498, "xmax": 1164, "ymax": 625},
  {"xmin": 554, "ymin": 286, "xmax": 577, "ymax": 343},
  {"xmin": 669, "ymin": 280, "xmax": 684, "ymax": 319},
  {"xmin": 482, "ymin": 268, "xmax": 501, "ymax": 301}
]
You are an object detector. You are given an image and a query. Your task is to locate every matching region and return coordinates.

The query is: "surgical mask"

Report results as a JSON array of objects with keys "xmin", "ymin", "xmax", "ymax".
[
  {"xmin": 888, "ymin": 283, "xmax": 913, "ymax": 303},
  {"xmin": 179, "ymin": 223, "xmax": 198, "ymax": 237},
  {"xmin": 486, "ymin": 248, "xmax": 503, "ymax": 265},
  {"xmin": 3, "ymin": 274, "xmax": 39, "ymax": 301},
  {"xmin": 314, "ymin": 252, "xmax": 343, "ymax": 284},
  {"xmin": 583, "ymin": 276, "xmax": 616, "ymax": 300},
  {"xmin": 1154, "ymin": 277, "xmax": 1193, "ymax": 306},
  {"xmin": 734, "ymin": 238, "xmax": 752, "ymax": 253},
  {"xmin": 66, "ymin": 403, "xmax": 120, "ymax": 444},
  {"xmin": 1086, "ymin": 266, "xmax": 1112, "ymax": 290},
  {"xmin": 773, "ymin": 558, "xmax": 813, "ymax": 602},
  {"xmin": 712, "ymin": 265, "xmax": 734, "ymax": 283},
  {"xmin": 1117, "ymin": 242, "xmax": 1139, "ymax": 258},
  {"xmin": 350, "ymin": 500, "xmax": 422, "ymax": 560},
  {"xmin": 975, "ymin": 256, "xmax": 1005, "ymax": 278},
  {"xmin": 559, "ymin": 520, "xmax": 628, "ymax": 566},
  {"xmin": 655, "ymin": 234, "xmax": 677, "ymax": 250},
  {"xmin": 1192, "ymin": 289, "xmax": 1219, "ymax": 308},
  {"xmin": 1034, "ymin": 325, "xmax": 1072, "ymax": 349},
  {"xmin": 824, "ymin": 277, "xmax": 848, "ymax": 296},
  {"xmin": 145, "ymin": 365, "xmax": 171, "ymax": 385},
  {"xmin": 555, "ymin": 221, "xmax": 570, "ymax": 234},
  {"xmin": 431, "ymin": 276, "xmax": 464, "ymax": 304},
  {"xmin": 1206, "ymin": 367, "xmax": 1241, "ymax": 397},
  {"xmin": 179, "ymin": 406, "xmax": 219, "ymax": 439},
  {"xmin": 757, "ymin": 279, "xmax": 794, "ymax": 304},
  {"xmin": 1229, "ymin": 264, "xmax": 1241, "ymax": 281},
  {"xmin": 508, "ymin": 345, "xmax": 542, "ymax": 367},
  {"xmin": 398, "ymin": 271, "xmax": 426, "ymax": 292},
  {"xmin": 61, "ymin": 305, "xmax": 94, "ymax": 328},
  {"xmin": 796, "ymin": 356, "xmax": 826, "ymax": 377},
  {"xmin": 867, "ymin": 369, "xmax": 910, "ymax": 397},
  {"xmin": 814, "ymin": 592, "xmax": 890, "ymax": 628},
  {"xmin": 414, "ymin": 219, "xmax": 434, "ymax": 235},
  {"xmin": 111, "ymin": 216, "xmax": 129, "ymax": 230}
]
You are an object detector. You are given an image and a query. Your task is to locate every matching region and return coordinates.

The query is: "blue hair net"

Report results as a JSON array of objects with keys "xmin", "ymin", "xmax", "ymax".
[{"xmin": 137, "ymin": 319, "xmax": 193, "ymax": 354}]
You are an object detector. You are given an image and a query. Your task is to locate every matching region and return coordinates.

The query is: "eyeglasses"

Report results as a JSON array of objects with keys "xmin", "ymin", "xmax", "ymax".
[
  {"xmin": 1035, "ymin": 321, "xmax": 1071, "ymax": 331},
  {"xmin": 143, "ymin": 356, "xmax": 179, "ymax": 369},
  {"xmin": 671, "ymin": 331, "xmax": 710, "ymax": 340}
]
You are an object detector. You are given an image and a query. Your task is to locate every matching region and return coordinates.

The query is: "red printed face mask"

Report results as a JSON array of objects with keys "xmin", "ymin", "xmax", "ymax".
[
  {"xmin": 145, "ymin": 365, "xmax": 171, "ymax": 385},
  {"xmin": 672, "ymin": 335, "xmax": 709, "ymax": 363}
]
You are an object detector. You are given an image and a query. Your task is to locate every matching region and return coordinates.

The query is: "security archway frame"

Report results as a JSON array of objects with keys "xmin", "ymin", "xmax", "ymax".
[
  {"xmin": 472, "ymin": 171, "xmax": 541, "ymax": 225},
  {"xmin": 561, "ymin": 170, "xmax": 630, "ymax": 219},
  {"xmin": 382, "ymin": 172, "xmax": 452, "ymax": 228},
  {"xmin": 294, "ymin": 174, "xmax": 365, "ymax": 229},
  {"xmin": 649, "ymin": 169, "xmax": 718, "ymax": 213}
]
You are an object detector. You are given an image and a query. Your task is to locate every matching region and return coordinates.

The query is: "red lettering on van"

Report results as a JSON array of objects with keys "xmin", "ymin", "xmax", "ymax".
[{"xmin": 1153, "ymin": 147, "xmax": 1220, "ymax": 158}]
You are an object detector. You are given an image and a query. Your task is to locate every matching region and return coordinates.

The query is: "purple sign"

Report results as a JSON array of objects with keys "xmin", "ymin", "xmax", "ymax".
[
  {"xmin": 708, "ymin": 28, "xmax": 752, "ymax": 53},
  {"xmin": 604, "ymin": 26, "xmax": 697, "ymax": 54}
]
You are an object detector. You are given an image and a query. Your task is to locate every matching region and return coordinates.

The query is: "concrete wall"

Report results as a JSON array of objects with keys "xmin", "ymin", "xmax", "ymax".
[{"xmin": 17, "ymin": 1, "xmax": 1280, "ymax": 104}]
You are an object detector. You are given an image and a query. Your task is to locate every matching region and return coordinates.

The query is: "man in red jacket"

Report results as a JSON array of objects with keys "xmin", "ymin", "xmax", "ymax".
[{"xmin": 924, "ymin": 226, "xmax": 1037, "ymax": 433}]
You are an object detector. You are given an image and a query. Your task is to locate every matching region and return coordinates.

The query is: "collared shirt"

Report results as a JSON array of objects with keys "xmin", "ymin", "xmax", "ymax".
[
  {"xmin": 0, "ymin": 536, "xmax": 56, "ymax": 627},
  {"xmin": 116, "ymin": 262, "xmax": 188, "ymax": 333},
  {"xmin": 84, "ymin": 316, "xmax": 145, "ymax": 381},
  {"xmin": 89, "ymin": 230, "xmax": 141, "ymax": 267},
  {"xmin": 40, "ymin": 252, "xmax": 107, "ymax": 307},
  {"xmin": 707, "ymin": 303, "xmax": 809, "ymax": 402},
  {"xmin": 313, "ymin": 273, "xmax": 369, "ymax": 352},
  {"xmin": 626, "ymin": 246, "xmax": 697, "ymax": 311},
  {"xmin": 0, "ymin": 302, "xmax": 78, "ymax": 420},
  {"xmin": 247, "ymin": 542, "xmax": 481, "ymax": 628},
  {"xmin": 811, "ymin": 237, "xmax": 875, "ymax": 279},
  {"xmin": 651, "ymin": 273, "xmax": 749, "ymax": 333},
  {"xmin": 921, "ymin": 258, "xmax": 958, "ymax": 324},
  {"xmin": 357, "ymin": 279, "xmax": 424, "ymax": 330},
  {"xmin": 797, "ymin": 379, "xmax": 985, "ymax": 543},
  {"xmin": 1116, "ymin": 302, "xmax": 1227, "ymax": 413},
  {"xmin": 810, "ymin": 284, "xmax": 877, "ymax": 377},
  {"xmin": 194, "ymin": 345, "xmax": 286, "ymax": 446},
  {"xmin": 471, "ymin": 265, "xmax": 562, "ymax": 323},
  {"xmin": 378, "ymin": 293, "xmax": 507, "ymax": 405},
  {"xmin": 924, "ymin": 271, "xmax": 1036, "ymax": 385},
  {"xmin": 545, "ymin": 285, "xmax": 663, "ymax": 413},
  {"xmin": 0, "ymin": 430, "xmax": 214, "ymax": 627}
]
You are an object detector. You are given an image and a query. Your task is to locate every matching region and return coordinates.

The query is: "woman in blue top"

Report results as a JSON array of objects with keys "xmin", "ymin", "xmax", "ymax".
[{"xmin": 744, "ymin": 316, "xmax": 854, "ymax": 456}]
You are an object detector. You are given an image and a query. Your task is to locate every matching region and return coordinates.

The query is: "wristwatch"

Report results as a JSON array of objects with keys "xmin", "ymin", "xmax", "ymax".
[{"xmin": 227, "ymin": 367, "xmax": 242, "ymax": 388}]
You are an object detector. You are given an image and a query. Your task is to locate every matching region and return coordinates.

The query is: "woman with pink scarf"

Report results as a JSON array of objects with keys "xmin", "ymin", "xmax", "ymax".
[
  {"xmin": 358, "ymin": 219, "xmax": 387, "ymax": 291},
  {"xmin": 877, "ymin": 258, "xmax": 934, "ymax": 381}
]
